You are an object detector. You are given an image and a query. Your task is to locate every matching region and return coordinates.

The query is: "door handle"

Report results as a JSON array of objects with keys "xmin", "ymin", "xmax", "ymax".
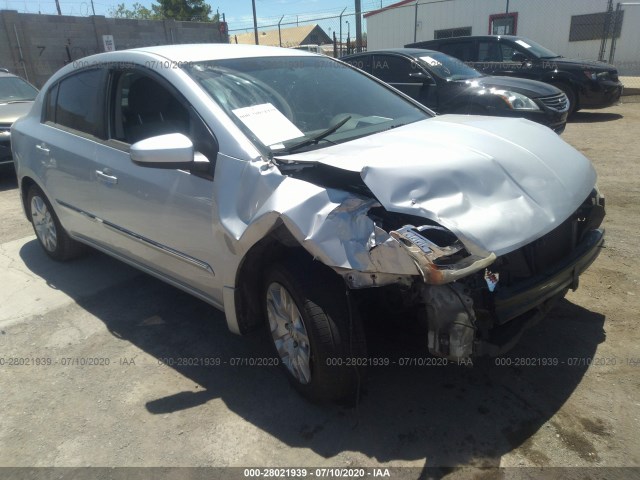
[
  {"xmin": 96, "ymin": 169, "xmax": 118, "ymax": 185},
  {"xmin": 35, "ymin": 144, "xmax": 50, "ymax": 155}
]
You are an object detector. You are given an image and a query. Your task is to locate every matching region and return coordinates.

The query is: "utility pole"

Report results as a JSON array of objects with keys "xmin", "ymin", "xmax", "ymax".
[
  {"xmin": 278, "ymin": 15, "xmax": 284, "ymax": 47},
  {"xmin": 599, "ymin": 0, "xmax": 614, "ymax": 61},
  {"xmin": 90, "ymin": 0, "xmax": 95, "ymax": 15},
  {"xmin": 252, "ymin": 0, "xmax": 259, "ymax": 45},
  {"xmin": 355, "ymin": 0, "xmax": 362, "ymax": 52},
  {"xmin": 339, "ymin": 7, "xmax": 346, "ymax": 57},
  {"xmin": 54, "ymin": 0, "xmax": 62, "ymax": 15}
]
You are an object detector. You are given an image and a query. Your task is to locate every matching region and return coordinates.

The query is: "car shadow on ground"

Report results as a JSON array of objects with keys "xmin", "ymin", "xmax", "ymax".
[
  {"xmin": 569, "ymin": 112, "xmax": 623, "ymax": 123},
  {"xmin": 19, "ymin": 240, "xmax": 606, "ymax": 471}
]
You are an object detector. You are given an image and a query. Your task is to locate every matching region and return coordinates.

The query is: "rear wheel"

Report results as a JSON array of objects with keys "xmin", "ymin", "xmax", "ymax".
[
  {"xmin": 263, "ymin": 258, "xmax": 366, "ymax": 404},
  {"xmin": 27, "ymin": 185, "xmax": 85, "ymax": 261}
]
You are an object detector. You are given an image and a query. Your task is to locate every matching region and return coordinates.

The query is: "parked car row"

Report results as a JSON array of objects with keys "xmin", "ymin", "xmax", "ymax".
[
  {"xmin": 406, "ymin": 35, "xmax": 623, "ymax": 115},
  {"xmin": 13, "ymin": 43, "xmax": 606, "ymax": 403},
  {"xmin": 342, "ymin": 48, "xmax": 569, "ymax": 133},
  {"xmin": 1, "ymin": 35, "xmax": 624, "ymax": 170}
]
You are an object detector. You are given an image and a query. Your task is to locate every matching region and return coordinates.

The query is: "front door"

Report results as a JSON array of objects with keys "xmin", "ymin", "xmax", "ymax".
[{"xmin": 90, "ymin": 69, "xmax": 222, "ymax": 300}]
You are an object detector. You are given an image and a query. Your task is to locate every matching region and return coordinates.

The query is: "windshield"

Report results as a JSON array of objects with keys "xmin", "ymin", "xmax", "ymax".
[
  {"xmin": 511, "ymin": 38, "xmax": 560, "ymax": 59},
  {"xmin": 418, "ymin": 52, "xmax": 483, "ymax": 80},
  {"xmin": 0, "ymin": 76, "xmax": 38, "ymax": 102},
  {"xmin": 184, "ymin": 56, "xmax": 429, "ymax": 154}
]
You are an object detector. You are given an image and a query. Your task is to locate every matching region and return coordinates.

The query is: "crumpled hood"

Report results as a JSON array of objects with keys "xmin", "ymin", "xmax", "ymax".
[{"xmin": 276, "ymin": 115, "xmax": 597, "ymax": 256}]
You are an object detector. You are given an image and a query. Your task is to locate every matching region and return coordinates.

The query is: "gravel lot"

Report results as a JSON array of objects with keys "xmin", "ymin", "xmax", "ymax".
[{"xmin": 0, "ymin": 102, "xmax": 639, "ymax": 477}]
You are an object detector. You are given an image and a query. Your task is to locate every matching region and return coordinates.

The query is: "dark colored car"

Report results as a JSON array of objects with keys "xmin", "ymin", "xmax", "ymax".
[
  {"xmin": 406, "ymin": 35, "xmax": 623, "ymax": 114},
  {"xmin": 343, "ymin": 48, "xmax": 568, "ymax": 133},
  {"xmin": 0, "ymin": 71, "xmax": 38, "ymax": 167}
]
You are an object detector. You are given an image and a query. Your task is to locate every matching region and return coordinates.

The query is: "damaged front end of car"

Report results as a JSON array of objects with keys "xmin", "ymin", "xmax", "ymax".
[{"xmin": 272, "ymin": 154, "xmax": 605, "ymax": 363}]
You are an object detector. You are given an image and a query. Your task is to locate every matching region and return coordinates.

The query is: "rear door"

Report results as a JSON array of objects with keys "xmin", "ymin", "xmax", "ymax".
[
  {"xmin": 36, "ymin": 68, "xmax": 107, "ymax": 240},
  {"xmin": 372, "ymin": 54, "xmax": 423, "ymax": 101},
  {"xmin": 476, "ymin": 38, "xmax": 537, "ymax": 80}
]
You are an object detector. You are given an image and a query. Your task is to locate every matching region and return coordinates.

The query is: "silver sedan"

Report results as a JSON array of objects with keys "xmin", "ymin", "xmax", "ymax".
[{"xmin": 11, "ymin": 44, "xmax": 605, "ymax": 403}]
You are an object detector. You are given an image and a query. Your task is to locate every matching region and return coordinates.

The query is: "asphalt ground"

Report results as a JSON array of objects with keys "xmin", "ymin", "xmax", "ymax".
[{"xmin": 0, "ymin": 101, "xmax": 639, "ymax": 479}]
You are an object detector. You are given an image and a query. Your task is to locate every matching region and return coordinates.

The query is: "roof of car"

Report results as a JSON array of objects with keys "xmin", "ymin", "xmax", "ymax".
[
  {"xmin": 128, "ymin": 43, "xmax": 317, "ymax": 62},
  {"xmin": 0, "ymin": 71, "xmax": 17, "ymax": 78},
  {"xmin": 344, "ymin": 47, "xmax": 440, "ymax": 58},
  {"xmin": 417, "ymin": 35, "xmax": 521, "ymax": 43}
]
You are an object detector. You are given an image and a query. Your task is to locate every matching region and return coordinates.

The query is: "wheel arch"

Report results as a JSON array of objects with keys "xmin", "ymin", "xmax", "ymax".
[
  {"xmin": 232, "ymin": 222, "xmax": 344, "ymax": 335},
  {"xmin": 20, "ymin": 176, "xmax": 39, "ymax": 221},
  {"xmin": 545, "ymin": 75, "xmax": 581, "ymax": 110}
]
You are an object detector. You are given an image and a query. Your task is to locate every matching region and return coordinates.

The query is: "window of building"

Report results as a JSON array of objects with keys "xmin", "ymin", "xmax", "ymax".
[
  {"xmin": 434, "ymin": 27, "xmax": 472, "ymax": 39},
  {"xmin": 489, "ymin": 13, "xmax": 517, "ymax": 35},
  {"xmin": 569, "ymin": 11, "xmax": 624, "ymax": 42}
]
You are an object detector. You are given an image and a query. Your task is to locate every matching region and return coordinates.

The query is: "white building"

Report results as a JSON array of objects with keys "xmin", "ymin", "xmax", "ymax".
[{"xmin": 365, "ymin": 0, "xmax": 640, "ymax": 74}]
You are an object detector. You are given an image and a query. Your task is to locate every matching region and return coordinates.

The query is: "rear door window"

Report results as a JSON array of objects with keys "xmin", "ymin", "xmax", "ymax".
[
  {"xmin": 54, "ymin": 69, "xmax": 105, "ymax": 137},
  {"xmin": 372, "ymin": 55, "xmax": 413, "ymax": 83},
  {"xmin": 344, "ymin": 55, "xmax": 372, "ymax": 74},
  {"xmin": 477, "ymin": 40, "xmax": 501, "ymax": 62},
  {"xmin": 438, "ymin": 40, "xmax": 477, "ymax": 61}
]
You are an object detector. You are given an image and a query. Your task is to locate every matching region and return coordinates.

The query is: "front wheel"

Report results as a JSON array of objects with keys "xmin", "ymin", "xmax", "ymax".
[
  {"xmin": 27, "ymin": 185, "xmax": 85, "ymax": 261},
  {"xmin": 551, "ymin": 82, "xmax": 577, "ymax": 115},
  {"xmin": 263, "ymin": 258, "xmax": 366, "ymax": 404}
]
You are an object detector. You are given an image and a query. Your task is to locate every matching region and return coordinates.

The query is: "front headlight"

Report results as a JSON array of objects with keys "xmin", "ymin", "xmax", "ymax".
[
  {"xmin": 490, "ymin": 89, "xmax": 540, "ymax": 111},
  {"xmin": 584, "ymin": 70, "xmax": 609, "ymax": 81}
]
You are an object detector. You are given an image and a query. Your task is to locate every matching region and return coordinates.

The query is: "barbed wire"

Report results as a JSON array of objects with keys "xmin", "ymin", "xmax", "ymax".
[{"xmin": 3, "ymin": 0, "xmax": 402, "ymax": 20}]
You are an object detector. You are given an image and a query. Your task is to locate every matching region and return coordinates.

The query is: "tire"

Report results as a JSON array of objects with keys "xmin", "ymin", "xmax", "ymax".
[
  {"xmin": 263, "ymin": 257, "xmax": 367, "ymax": 404},
  {"xmin": 27, "ymin": 185, "xmax": 85, "ymax": 261},
  {"xmin": 551, "ymin": 82, "xmax": 577, "ymax": 115}
]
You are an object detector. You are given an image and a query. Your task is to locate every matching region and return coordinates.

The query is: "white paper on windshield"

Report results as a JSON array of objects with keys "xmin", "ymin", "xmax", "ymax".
[
  {"xmin": 420, "ymin": 56, "xmax": 442, "ymax": 67},
  {"xmin": 232, "ymin": 103, "xmax": 303, "ymax": 147},
  {"xmin": 515, "ymin": 39, "xmax": 532, "ymax": 49}
]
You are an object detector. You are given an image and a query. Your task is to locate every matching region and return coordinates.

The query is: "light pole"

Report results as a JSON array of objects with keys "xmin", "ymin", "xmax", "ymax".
[
  {"xmin": 346, "ymin": 20, "xmax": 350, "ymax": 53},
  {"xmin": 252, "ymin": 0, "xmax": 259, "ymax": 45},
  {"xmin": 339, "ymin": 7, "xmax": 346, "ymax": 57}
]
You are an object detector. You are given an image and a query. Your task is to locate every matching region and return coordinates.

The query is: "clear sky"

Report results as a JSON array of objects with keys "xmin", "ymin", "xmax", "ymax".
[{"xmin": 12, "ymin": 0, "xmax": 395, "ymax": 37}]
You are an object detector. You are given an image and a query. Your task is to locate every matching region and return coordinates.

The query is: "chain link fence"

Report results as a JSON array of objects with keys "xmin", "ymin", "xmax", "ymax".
[{"xmin": 228, "ymin": 11, "xmax": 366, "ymax": 58}]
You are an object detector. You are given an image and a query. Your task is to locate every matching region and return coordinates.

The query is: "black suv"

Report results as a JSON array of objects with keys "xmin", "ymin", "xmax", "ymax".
[
  {"xmin": 343, "ymin": 48, "xmax": 568, "ymax": 133},
  {"xmin": 406, "ymin": 35, "xmax": 623, "ymax": 114}
]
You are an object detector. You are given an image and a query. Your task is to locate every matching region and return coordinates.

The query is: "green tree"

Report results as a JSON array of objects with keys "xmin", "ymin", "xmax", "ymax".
[
  {"xmin": 110, "ymin": 0, "xmax": 219, "ymax": 22},
  {"xmin": 151, "ymin": 0, "xmax": 213, "ymax": 21},
  {"xmin": 110, "ymin": 2, "xmax": 156, "ymax": 19}
]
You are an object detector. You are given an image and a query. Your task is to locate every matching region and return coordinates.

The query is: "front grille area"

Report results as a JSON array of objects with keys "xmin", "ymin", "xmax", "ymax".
[{"xmin": 539, "ymin": 93, "xmax": 569, "ymax": 112}]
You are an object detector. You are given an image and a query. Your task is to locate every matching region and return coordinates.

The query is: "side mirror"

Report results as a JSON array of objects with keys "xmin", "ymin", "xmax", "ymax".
[
  {"xmin": 512, "ymin": 52, "xmax": 529, "ymax": 63},
  {"xmin": 409, "ymin": 71, "xmax": 436, "ymax": 85},
  {"xmin": 130, "ymin": 133, "xmax": 197, "ymax": 169}
]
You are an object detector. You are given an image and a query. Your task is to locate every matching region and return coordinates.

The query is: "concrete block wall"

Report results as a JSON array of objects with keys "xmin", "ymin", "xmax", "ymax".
[{"xmin": 0, "ymin": 10, "xmax": 228, "ymax": 88}]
